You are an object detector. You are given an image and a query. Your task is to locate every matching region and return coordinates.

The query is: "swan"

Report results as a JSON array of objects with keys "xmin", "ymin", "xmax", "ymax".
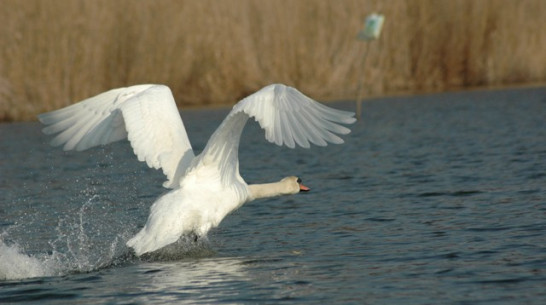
[{"xmin": 38, "ymin": 84, "xmax": 355, "ymax": 256}]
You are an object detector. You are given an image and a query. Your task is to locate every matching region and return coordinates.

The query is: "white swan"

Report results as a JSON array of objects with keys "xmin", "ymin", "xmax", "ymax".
[{"xmin": 38, "ymin": 84, "xmax": 355, "ymax": 256}]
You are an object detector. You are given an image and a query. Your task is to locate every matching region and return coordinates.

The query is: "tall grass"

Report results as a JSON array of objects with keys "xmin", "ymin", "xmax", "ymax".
[{"xmin": 1, "ymin": 0, "xmax": 545, "ymax": 121}]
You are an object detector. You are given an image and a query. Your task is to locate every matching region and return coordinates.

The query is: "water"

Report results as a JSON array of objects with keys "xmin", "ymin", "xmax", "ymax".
[{"xmin": 1, "ymin": 87, "xmax": 545, "ymax": 304}]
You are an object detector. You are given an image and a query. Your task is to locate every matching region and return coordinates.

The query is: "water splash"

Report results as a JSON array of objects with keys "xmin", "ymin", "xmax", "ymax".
[
  {"xmin": 0, "ymin": 193, "xmax": 215, "ymax": 281},
  {"xmin": 0, "ymin": 239, "xmax": 58, "ymax": 280},
  {"xmin": 0, "ymin": 195, "xmax": 132, "ymax": 281}
]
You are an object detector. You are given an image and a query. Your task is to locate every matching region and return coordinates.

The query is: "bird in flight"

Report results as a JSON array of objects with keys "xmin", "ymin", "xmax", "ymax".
[{"xmin": 39, "ymin": 84, "xmax": 355, "ymax": 256}]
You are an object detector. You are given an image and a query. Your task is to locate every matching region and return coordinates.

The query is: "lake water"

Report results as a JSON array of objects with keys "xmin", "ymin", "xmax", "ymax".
[{"xmin": 1, "ymin": 87, "xmax": 545, "ymax": 304}]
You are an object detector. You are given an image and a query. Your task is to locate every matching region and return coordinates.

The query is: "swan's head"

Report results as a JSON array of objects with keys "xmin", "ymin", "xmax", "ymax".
[{"xmin": 281, "ymin": 176, "xmax": 310, "ymax": 194}]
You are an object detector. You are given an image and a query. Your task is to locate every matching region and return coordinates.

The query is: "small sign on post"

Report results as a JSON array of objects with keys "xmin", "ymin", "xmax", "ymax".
[
  {"xmin": 355, "ymin": 13, "xmax": 384, "ymax": 120},
  {"xmin": 357, "ymin": 13, "xmax": 385, "ymax": 41}
]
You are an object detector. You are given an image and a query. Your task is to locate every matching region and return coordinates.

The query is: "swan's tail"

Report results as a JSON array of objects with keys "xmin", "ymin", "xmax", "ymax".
[
  {"xmin": 125, "ymin": 231, "xmax": 148, "ymax": 256},
  {"xmin": 126, "ymin": 228, "xmax": 180, "ymax": 256}
]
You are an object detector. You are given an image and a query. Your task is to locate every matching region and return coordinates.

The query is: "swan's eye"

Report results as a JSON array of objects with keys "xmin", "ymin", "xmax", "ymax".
[{"xmin": 297, "ymin": 178, "xmax": 302, "ymax": 184}]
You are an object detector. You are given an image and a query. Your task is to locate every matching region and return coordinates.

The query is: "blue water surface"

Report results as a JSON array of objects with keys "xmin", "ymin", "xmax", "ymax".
[{"xmin": 1, "ymin": 87, "xmax": 545, "ymax": 304}]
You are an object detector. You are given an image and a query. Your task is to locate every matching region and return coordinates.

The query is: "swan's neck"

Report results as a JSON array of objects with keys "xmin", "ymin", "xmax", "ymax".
[{"xmin": 247, "ymin": 181, "xmax": 291, "ymax": 200}]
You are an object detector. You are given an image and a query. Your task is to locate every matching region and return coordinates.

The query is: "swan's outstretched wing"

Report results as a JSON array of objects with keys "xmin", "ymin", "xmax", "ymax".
[
  {"xmin": 235, "ymin": 84, "xmax": 356, "ymax": 148},
  {"xmin": 38, "ymin": 85, "xmax": 195, "ymax": 188},
  {"xmin": 196, "ymin": 83, "xmax": 356, "ymax": 187}
]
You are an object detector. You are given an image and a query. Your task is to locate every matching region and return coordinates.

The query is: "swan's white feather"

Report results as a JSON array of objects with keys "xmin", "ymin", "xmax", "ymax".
[
  {"xmin": 126, "ymin": 164, "xmax": 243, "ymax": 255},
  {"xmin": 234, "ymin": 84, "xmax": 355, "ymax": 148},
  {"xmin": 194, "ymin": 84, "xmax": 356, "ymax": 189},
  {"xmin": 38, "ymin": 85, "xmax": 194, "ymax": 188},
  {"xmin": 39, "ymin": 83, "xmax": 355, "ymax": 256}
]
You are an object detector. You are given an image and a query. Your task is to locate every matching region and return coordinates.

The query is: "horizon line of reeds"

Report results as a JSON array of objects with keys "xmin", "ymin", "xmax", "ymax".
[{"xmin": 1, "ymin": 0, "xmax": 545, "ymax": 121}]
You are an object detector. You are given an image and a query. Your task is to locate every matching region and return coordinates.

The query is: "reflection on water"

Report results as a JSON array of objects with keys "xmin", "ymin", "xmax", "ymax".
[{"xmin": 131, "ymin": 257, "xmax": 249, "ymax": 303}]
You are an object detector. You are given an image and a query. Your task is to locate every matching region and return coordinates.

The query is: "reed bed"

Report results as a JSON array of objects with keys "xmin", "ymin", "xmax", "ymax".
[{"xmin": 1, "ymin": 0, "xmax": 545, "ymax": 121}]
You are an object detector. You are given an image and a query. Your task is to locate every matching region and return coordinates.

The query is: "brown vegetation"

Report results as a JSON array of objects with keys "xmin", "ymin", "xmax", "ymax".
[{"xmin": 1, "ymin": 0, "xmax": 545, "ymax": 121}]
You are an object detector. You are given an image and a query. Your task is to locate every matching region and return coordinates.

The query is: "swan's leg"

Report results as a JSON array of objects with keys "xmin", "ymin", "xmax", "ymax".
[{"xmin": 189, "ymin": 232, "xmax": 199, "ymax": 242}]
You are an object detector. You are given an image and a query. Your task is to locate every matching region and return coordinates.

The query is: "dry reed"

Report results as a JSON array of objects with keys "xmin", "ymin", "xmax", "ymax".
[{"xmin": 1, "ymin": 0, "xmax": 545, "ymax": 121}]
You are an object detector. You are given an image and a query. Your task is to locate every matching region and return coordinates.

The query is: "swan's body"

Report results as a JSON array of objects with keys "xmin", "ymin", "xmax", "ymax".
[{"xmin": 39, "ymin": 84, "xmax": 355, "ymax": 256}]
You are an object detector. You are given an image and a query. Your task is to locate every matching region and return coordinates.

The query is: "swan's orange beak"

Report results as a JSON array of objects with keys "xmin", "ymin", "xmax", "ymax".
[{"xmin": 296, "ymin": 177, "xmax": 310, "ymax": 192}]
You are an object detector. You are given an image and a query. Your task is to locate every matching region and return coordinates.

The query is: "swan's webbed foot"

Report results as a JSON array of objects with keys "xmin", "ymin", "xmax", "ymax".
[{"xmin": 189, "ymin": 232, "xmax": 199, "ymax": 243}]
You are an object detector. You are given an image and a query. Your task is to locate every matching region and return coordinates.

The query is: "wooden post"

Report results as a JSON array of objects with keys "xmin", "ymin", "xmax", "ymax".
[
  {"xmin": 355, "ymin": 13, "xmax": 384, "ymax": 121},
  {"xmin": 355, "ymin": 43, "xmax": 371, "ymax": 121}
]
